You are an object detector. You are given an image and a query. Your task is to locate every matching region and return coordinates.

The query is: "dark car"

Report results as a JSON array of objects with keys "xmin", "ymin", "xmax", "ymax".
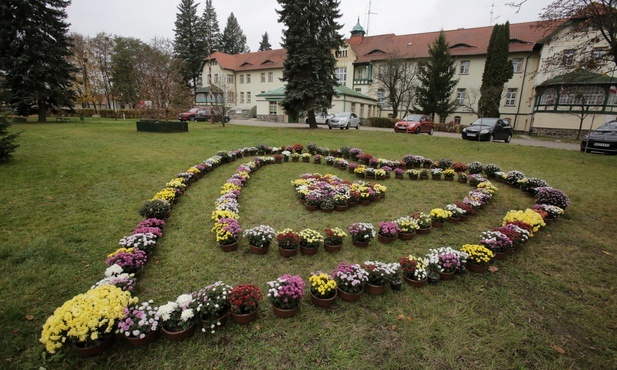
[
  {"xmin": 580, "ymin": 120, "xmax": 617, "ymax": 154},
  {"xmin": 194, "ymin": 108, "xmax": 230, "ymax": 123},
  {"xmin": 178, "ymin": 107, "xmax": 200, "ymax": 121},
  {"xmin": 461, "ymin": 118, "xmax": 513, "ymax": 142},
  {"xmin": 393, "ymin": 114, "xmax": 434, "ymax": 134}
]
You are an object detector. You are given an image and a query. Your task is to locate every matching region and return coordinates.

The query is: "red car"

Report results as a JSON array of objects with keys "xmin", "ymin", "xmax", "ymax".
[
  {"xmin": 178, "ymin": 108, "xmax": 200, "ymax": 121},
  {"xmin": 393, "ymin": 114, "xmax": 434, "ymax": 135}
]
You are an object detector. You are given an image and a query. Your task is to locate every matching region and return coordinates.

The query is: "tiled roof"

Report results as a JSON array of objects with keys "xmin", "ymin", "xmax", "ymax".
[
  {"xmin": 348, "ymin": 20, "xmax": 566, "ymax": 63},
  {"xmin": 205, "ymin": 49, "xmax": 287, "ymax": 72}
]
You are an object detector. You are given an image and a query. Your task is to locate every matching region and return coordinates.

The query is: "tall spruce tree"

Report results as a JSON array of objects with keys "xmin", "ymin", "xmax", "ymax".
[
  {"xmin": 415, "ymin": 31, "xmax": 458, "ymax": 120},
  {"xmin": 202, "ymin": 0, "xmax": 222, "ymax": 52},
  {"xmin": 220, "ymin": 12, "xmax": 249, "ymax": 54},
  {"xmin": 277, "ymin": 0, "xmax": 344, "ymax": 128},
  {"xmin": 0, "ymin": 0, "xmax": 76, "ymax": 122},
  {"xmin": 174, "ymin": 0, "xmax": 206, "ymax": 92},
  {"xmin": 478, "ymin": 22, "xmax": 513, "ymax": 118},
  {"xmin": 258, "ymin": 32, "xmax": 272, "ymax": 51}
]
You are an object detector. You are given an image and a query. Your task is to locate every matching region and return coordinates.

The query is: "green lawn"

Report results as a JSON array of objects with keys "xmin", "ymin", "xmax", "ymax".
[{"xmin": 1, "ymin": 118, "xmax": 616, "ymax": 369}]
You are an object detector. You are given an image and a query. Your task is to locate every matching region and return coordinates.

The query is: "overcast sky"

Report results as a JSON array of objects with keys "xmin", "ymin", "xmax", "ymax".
[{"xmin": 67, "ymin": 0, "xmax": 553, "ymax": 51}]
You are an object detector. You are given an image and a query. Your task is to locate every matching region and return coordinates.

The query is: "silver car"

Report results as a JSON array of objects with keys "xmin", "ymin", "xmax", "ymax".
[
  {"xmin": 304, "ymin": 112, "xmax": 334, "ymax": 125},
  {"xmin": 329, "ymin": 112, "xmax": 360, "ymax": 130}
]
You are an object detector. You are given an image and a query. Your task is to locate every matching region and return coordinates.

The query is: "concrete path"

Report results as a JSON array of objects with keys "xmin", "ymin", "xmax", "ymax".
[{"xmin": 228, "ymin": 119, "xmax": 581, "ymax": 151}]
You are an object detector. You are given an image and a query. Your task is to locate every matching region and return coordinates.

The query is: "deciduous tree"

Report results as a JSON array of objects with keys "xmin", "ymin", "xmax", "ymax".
[{"xmin": 374, "ymin": 52, "xmax": 418, "ymax": 118}]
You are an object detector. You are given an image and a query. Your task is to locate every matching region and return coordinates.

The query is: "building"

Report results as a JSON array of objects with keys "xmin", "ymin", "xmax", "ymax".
[{"xmin": 200, "ymin": 16, "xmax": 616, "ymax": 137}]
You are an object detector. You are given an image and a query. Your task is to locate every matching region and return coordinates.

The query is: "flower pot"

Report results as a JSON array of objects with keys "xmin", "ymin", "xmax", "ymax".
[
  {"xmin": 432, "ymin": 175, "xmax": 441, "ymax": 180},
  {"xmin": 161, "ymin": 323, "xmax": 196, "ymax": 341},
  {"xmin": 439, "ymin": 271, "xmax": 456, "ymax": 281},
  {"xmin": 356, "ymin": 173, "xmax": 364, "ymax": 179},
  {"xmin": 272, "ymin": 304, "xmax": 300, "ymax": 318},
  {"xmin": 348, "ymin": 167, "xmax": 355, "ymax": 174},
  {"xmin": 458, "ymin": 179, "xmax": 467, "ymax": 184},
  {"xmin": 250, "ymin": 244, "xmax": 269, "ymax": 255},
  {"xmin": 395, "ymin": 174, "xmax": 404, "ymax": 180},
  {"xmin": 390, "ymin": 279, "xmax": 403, "ymax": 292},
  {"xmin": 417, "ymin": 227, "xmax": 431, "ymax": 235},
  {"xmin": 73, "ymin": 334, "xmax": 115, "ymax": 357},
  {"xmin": 466, "ymin": 262, "xmax": 489, "ymax": 273},
  {"xmin": 364, "ymin": 283, "xmax": 386, "ymax": 295},
  {"xmin": 300, "ymin": 246, "xmax": 318, "ymax": 255},
  {"xmin": 230, "ymin": 310, "xmax": 257, "ymax": 324},
  {"xmin": 201, "ymin": 309, "xmax": 230, "ymax": 331},
  {"xmin": 432, "ymin": 221, "xmax": 444, "ymax": 228},
  {"xmin": 310, "ymin": 290, "xmax": 337, "ymax": 308},
  {"xmin": 305, "ymin": 204, "xmax": 319, "ymax": 211},
  {"xmin": 314, "ymin": 159, "xmax": 321, "ymax": 164},
  {"xmin": 377, "ymin": 233, "xmax": 395, "ymax": 244},
  {"xmin": 447, "ymin": 217, "xmax": 460, "ymax": 223},
  {"xmin": 494, "ymin": 251, "xmax": 507, "ymax": 260},
  {"xmin": 334, "ymin": 205, "xmax": 348, "ymax": 212},
  {"xmin": 420, "ymin": 175, "xmax": 429, "ymax": 180},
  {"xmin": 337, "ymin": 287, "xmax": 362, "ymax": 302},
  {"xmin": 404, "ymin": 276, "xmax": 427, "ymax": 287},
  {"xmin": 360, "ymin": 200, "xmax": 371, "ymax": 206},
  {"xmin": 292, "ymin": 157, "xmax": 299, "ymax": 162},
  {"xmin": 397, "ymin": 232, "xmax": 415, "ymax": 241},
  {"xmin": 219, "ymin": 240, "xmax": 239, "ymax": 252},
  {"xmin": 352, "ymin": 240, "xmax": 369, "ymax": 248},
  {"xmin": 125, "ymin": 330, "xmax": 158, "ymax": 347},
  {"xmin": 348, "ymin": 201, "xmax": 358, "ymax": 208},
  {"xmin": 444, "ymin": 177, "xmax": 454, "ymax": 181},
  {"xmin": 278, "ymin": 247, "xmax": 298, "ymax": 258},
  {"xmin": 324, "ymin": 243, "xmax": 342, "ymax": 253},
  {"xmin": 320, "ymin": 207, "xmax": 334, "ymax": 213}
]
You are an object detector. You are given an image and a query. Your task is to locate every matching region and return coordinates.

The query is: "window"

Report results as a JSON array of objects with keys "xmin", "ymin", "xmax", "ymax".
[
  {"xmin": 351, "ymin": 103, "xmax": 356, "ymax": 113},
  {"xmin": 240, "ymin": 92, "xmax": 244, "ymax": 104},
  {"xmin": 454, "ymin": 116, "xmax": 461, "ymax": 124},
  {"xmin": 562, "ymin": 49, "xmax": 575, "ymax": 66},
  {"xmin": 456, "ymin": 88, "xmax": 466, "ymax": 105},
  {"xmin": 360, "ymin": 104, "xmax": 364, "ymax": 117},
  {"xmin": 335, "ymin": 48, "xmax": 348, "ymax": 58},
  {"xmin": 240, "ymin": 74, "xmax": 244, "ymax": 84},
  {"xmin": 247, "ymin": 92, "xmax": 251, "ymax": 103},
  {"xmin": 505, "ymin": 88, "xmax": 517, "ymax": 106},
  {"xmin": 336, "ymin": 67, "xmax": 347, "ymax": 85},
  {"xmin": 539, "ymin": 89, "xmax": 557, "ymax": 105},
  {"xmin": 592, "ymin": 48, "xmax": 607, "ymax": 61},
  {"xmin": 559, "ymin": 86, "xmax": 605, "ymax": 106},
  {"xmin": 226, "ymin": 91, "xmax": 234, "ymax": 103},
  {"xmin": 268, "ymin": 72, "xmax": 273, "ymax": 82},
  {"xmin": 246, "ymin": 74, "xmax": 251, "ymax": 83},
  {"xmin": 269, "ymin": 101, "xmax": 277, "ymax": 114},
  {"xmin": 512, "ymin": 58, "xmax": 523, "ymax": 73},
  {"xmin": 439, "ymin": 116, "xmax": 446, "ymax": 123},
  {"xmin": 459, "ymin": 61, "xmax": 470, "ymax": 74},
  {"xmin": 214, "ymin": 74, "xmax": 219, "ymax": 83},
  {"xmin": 227, "ymin": 74, "xmax": 234, "ymax": 83},
  {"xmin": 261, "ymin": 73, "xmax": 266, "ymax": 83}
]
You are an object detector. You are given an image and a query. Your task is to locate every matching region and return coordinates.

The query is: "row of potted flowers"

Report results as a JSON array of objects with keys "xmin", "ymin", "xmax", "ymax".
[{"xmin": 40, "ymin": 142, "xmax": 570, "ymax": 355}]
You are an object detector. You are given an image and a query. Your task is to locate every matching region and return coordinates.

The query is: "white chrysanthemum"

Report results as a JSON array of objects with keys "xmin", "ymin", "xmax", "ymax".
[
  {"xmin": 105, "ymin": 264, "xmax": 124, "ymax": 277},
  {"xmin": 181, "ymin": 308, "xmax": 194, "ymax": 322},
  {"xmin": 156, "ymin": 302, "xmax": 177, "ymax": 321},
  {"xmin": 176, "ymin": 294, "xmax": 193, "ymax": 308}
]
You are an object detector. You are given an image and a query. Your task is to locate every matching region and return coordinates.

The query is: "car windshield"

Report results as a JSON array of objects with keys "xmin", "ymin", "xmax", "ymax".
[
  {"xmin": 469, "ymin": 118, "xmax": 498, "ymax": 127},
  {"xmin": 595, "ymin": 121, "xmax": 617, "ymax": 132},
  {"xmin": 335, "ymin": 112, "xmax": 350, "ymax": 117},
  {"xmin": 189, "ymin": 108, "xmax": 199, "ymax": 113},
  {"xmin": 401, "ymin": 115, "xmax": 422, "ymax": 121}
]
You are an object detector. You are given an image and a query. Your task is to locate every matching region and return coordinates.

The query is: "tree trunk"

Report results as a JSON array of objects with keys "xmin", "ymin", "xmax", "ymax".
[
  {"xmin": 37, "ymin": 100, "xmax": 47, "ymax": 123},
  {"xmin": 307, "ymin": 108, "xmax": 317, "ymax": 129}
]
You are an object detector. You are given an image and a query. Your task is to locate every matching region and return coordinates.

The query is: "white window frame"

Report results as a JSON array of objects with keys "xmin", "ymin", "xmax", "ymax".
[
  {"xmin": 247, "ymin": 92, "xmax": 251, "ymax": 103},
  {"xmin": 240, "ymin": 92, "xmax": 244, "ymax": 104},
  {"xmin": 505, "ymin": 88, "xmax": 517, "ymax": 106},
  {"xmin": 456, "ymin": 88, "xmax": 466, "ymax": 105},
  {"xmin": 512, "ymin": 58, "xmax": 523, "ymax": 73},
  {"xmin": 261, "ymin": 73, "xmax": 266, "ymax": 83},
  {"xmin": 240, "ymin": 74, "xmax": 244, "ymax": 84},
  {"xmin": 268, "ymin": 72, "xmax": 273, "ymax": 82},
  {"xmin": 459, "ymin": 61, "xmax": 470, "ymax": 75},
  {"xmin": 227, "ymin": 74, "xmax": 234, "ymax": 84},
  {"xmin": 246, "ymin": 74, "xmax": 251, "ymax": 83},
  {"xmin": 269, "ymin": 101, "xmax": 277, "ymax": 114},
  {"xmin": 562, "ymin": 50, "xmax": 575, "ymax": 66}
]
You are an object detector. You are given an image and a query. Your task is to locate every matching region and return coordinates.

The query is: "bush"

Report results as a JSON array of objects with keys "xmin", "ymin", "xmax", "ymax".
[
  {"xmin": 368, "ymin": 117, "xmax": 398, "ymax": 128},
  {"xmin": 0, "ymin": 113, "xmax": 21, "ymax": 162}
]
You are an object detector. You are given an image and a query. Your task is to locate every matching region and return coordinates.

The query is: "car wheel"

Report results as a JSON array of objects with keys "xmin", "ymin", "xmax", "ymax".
[
  {"xmin": 328, "ymin": 125, "xmax": 332, "ymax": 130},
  {"xmin": 346, "ymin": 123, "xmax": 350, "ymax": 130},
  {"xmin": 489, "ymin": 133, "xmax": 494, "ymax": 142},
  {"xmin": 429, "ymin": 128, "xmax": 434, "ymax": 135},
  {"xmin": 355, "ymin": 123, "xmax": 359, "ymax": 130},
  {"xmin": 415, "ymin": 127, "xmax": 421, "ymax": 134},
  {"xmin": 189, "ymin": 117, "xmax": 194, "ymax": 121},
  {"xmin": 325, "ymin": 120, "xmax": 329, "ymax": 125},
  {"xmin": 505, "ymin": 133, "xmax": 512, "ymax": 143}
]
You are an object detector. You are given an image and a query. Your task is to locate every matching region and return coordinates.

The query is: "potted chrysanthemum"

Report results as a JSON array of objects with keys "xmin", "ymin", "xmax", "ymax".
[
  {"xmin": 244, "ymin": 225, "xmax": 276, "ymax": 255},
  {"xmin": 267, "ymin": 274, "xmax": 305, "ymax": 318},
  {"xmin": 460, "ymin": 244, "xmax": 494, "ymax": 273},
  {"xmin": 394, "ymin": 216, "xmax": 419, "ymax": 240},
  {"xmin": 323, "ymin": 227, "xmax": 346, "ymax": 252},
  {"xmin": 362, "ymin": 260, "xmax": 400, "ymax": 295},
  {"xmin": 195, "ymin": 281, "xmax": 232, "ymax": 333},
  {"xmin": 118, "ymin": 300, "xmax": 160, "ymax": 346},
  {"xmin": 212, "ymin": 217, "xmax": 242, "ymax": 252},
  {"xmin": 348, "ymin": 222, "xmax": 376, "ymax": 247},
  {"xmin": 276, "ymin": 228, "xmax": 301, "ymax": 257},
  {"xmin": 299, "ymin": 228, "xmax": 324, "ymax": 255},
  {"xmin": 105, "ymin": 247, "xmax": 147, "ymax": 275},
  {"xmin": 228, "ymin": 284, "xmax": 262, "ymax": 324},
  {"xmin": 400, "ymin": 255, "xmax": 428, "ymax": 286},
  {"xmin": 156, "ymin": 293, "xmax": 198, "ymax": 340},
  {"xmin": 308, "ymin": 272, "xmax": 337, "ymax": 307},
  {"xmin": 332, "ymin": 262, "xmax": 368, "ymax": 302},
  {"xmin": 377, "ymin": 221, "xmax": 401, "ymax": 244}
]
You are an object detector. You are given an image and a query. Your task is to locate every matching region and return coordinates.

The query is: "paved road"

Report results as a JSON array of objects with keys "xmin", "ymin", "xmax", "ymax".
[{"xmin": 228, "ymin": 119, "xmax": 581, "ymax": 151}]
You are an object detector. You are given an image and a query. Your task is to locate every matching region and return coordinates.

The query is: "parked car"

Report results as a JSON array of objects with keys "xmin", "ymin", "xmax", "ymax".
[
  {"xmin": 305, "ymin": 112, "xmax": 334, "ymax": 125},
  {"xmin": 178, "ymin": 107, "xmax": 201, "ymax": 121},
  {"xmin": 393, "ymin": 114, "xmax": 434, "ymax": 134},
  {"xmin": 194, "ymin": 108, "xmax": 230, "ymax": 123},
  {"xmin": 580, "ymin": 120, "xmax": 617, "ymax": 154},
  {"xmin": 461, "ymin": 118, "xmax": 513, "ymax": 142},
  {"xmin": 328, "ymin": 112, "xmax": 360, "ymax": 129}
]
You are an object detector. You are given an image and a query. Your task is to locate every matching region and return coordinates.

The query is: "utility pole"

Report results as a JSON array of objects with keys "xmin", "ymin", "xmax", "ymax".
[{"xmin": 365, "ymin": 0, "xmax": 377, "ymax": 36}]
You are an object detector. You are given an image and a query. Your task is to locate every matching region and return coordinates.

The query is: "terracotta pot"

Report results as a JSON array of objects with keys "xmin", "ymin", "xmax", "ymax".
[
  {"xmin": 377, "ymin": 233, "xmax": 395, "ymax": 244},
  {"xmin": 73, "ymin": 334, "xmax": 114, "ymax": 357},
  {"xmin": 494, "ymin": 251, "xmax": 507, "ymax": 260},
  {"xmin": 310, "ymin": 290, "xmax": 337, "ymax": 308},
  {"xmin": 352, "ymin": 240, "xmax": 370, "ymax": 248},
  {"xmin": 439, "ymin": 271, "xmax": 456, "ymax": 281},
  {"xmin": 249, "ymin": 244, "xmax": 269, "ymax": 255},
  {"xmin": 272, "ymin": 304, "xmax": 300, "ymax": 318},
  {"xmin": 200, "ymin": 309, "xmax": 230, "ymax": 331},
  {"xmin": 364, "ymin": 283, "xmax": 386, "ymax": 295},
  {"xmin": 305, "ymin": 204, "xmax": 319, "ymax": 211},
  {"xmin": 320, "ymin": 206, "xmax": 334, "ymax": 213},
  {"xmin": 324, "ymin": 243, "xmax": 342, "ymax": 253},
  {"xmin": 397, "ymin": 232, "xmax": 415, "ymax": 241},
  {"xmin": 161, "ymin": 323, "xmax": 196, "ymax": 341},
  {"xmin": 278, "ymin": 247, "xmax": 298, "ymax": 258},
  {"xmin": 445, "ymin": 177, "xmax": 454, "ymax": 181},
  {"xmin": 124, "ymin": 330, "xmax": 158, "ymax": 347},
  {"xmin": 417, "ymin": 227, "xmax": 432, "ymax": 235},
  {"xmin": 432, "ymin": 221, "xmax": 444, "ymax": 228},
  {"xmin": 337, "ymin": 287, "xmax": 362, "ymax": 302},
  {"xmin": 230, "ymin": 310, "xmax": 257, "ymax": 324},
  {"xmin": 458, "ymin": 179, "xmax": 467, "ymax": 184},
  {"xmin": 466, "ymin": 262, "xmax": 489, "ymax": 273},
  {"xmin": 360, "ymin": 200, "xmax": 371, "ymax": 206},
  {"xmin": 219, "ymin": 240, "xmax": 239, "ymax": 252},
  {"xmin": 447, "ymin": 217, "xmax": 460, "ymax": 223},
  {"xmin": 404, "ymin": 276, "xmax": 427, "ymax": 287},
  {"xmin": 334, "ymin": 205, "xmax": 348, "ymax": 212},
  {"xmin": 300, "ymin": 246, "xmax": 318, "ymax": 255}
]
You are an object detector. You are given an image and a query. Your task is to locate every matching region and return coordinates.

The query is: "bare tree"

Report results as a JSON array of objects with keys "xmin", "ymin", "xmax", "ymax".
[
  {"xmin": 91, "ymin": 33, "xmax": 115, "ymax": 109},
  {"xmin": 69, "ymin": 33, "xmax": 98, "ymax": 110},
  {"xmin": 374, "ymin": 52, "xmax": 418, "ymax": 118}
]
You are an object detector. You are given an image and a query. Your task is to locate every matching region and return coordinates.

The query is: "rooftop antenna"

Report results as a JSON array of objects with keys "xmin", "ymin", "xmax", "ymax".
[
  {"xmin": 365, "ymin": 0, "xmax": 377, "ymax": 35},
  {"xmin": 489, "ymin": 2, "xmax": 500, "ymax": 25}
]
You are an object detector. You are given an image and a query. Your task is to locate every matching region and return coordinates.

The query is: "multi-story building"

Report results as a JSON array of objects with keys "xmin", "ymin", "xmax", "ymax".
[{"xmin": 199, "ymin": 16, "xmax": 616, "ymax": 136}]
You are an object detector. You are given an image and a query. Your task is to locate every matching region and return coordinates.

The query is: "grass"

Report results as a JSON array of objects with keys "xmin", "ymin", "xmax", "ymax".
[{"xmin": 1, "ymin": 118, "xmax": 616, "ymax": 369}]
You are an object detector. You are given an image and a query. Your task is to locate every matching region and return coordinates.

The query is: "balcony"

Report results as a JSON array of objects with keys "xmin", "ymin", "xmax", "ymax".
[{"xmin": 353, "ymin": 78, "xmax": 372, "ymax": 85}]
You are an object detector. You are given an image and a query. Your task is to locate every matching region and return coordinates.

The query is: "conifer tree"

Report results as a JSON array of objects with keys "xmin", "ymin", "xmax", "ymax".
[
  {"xmin": 478, "ymin": 22, "xmax": 513, "ymax": 118},
  {"xmin": 277, "ymin": 0, "xmax": 344, "ymax": 128},
  {"xmin": 220, "ymin": 12, "xmax": 249, "ymax": 54},
  {"xmin": 258, "ymin": 32, "xmax": 273, "ymax": 51},
  {"xmin": 202, "ymin": 0, "xmax": 222, "ymax": 52},
  {"xmin": 415, "ymin": 31, "xmax": 458, "ymax": 120},
  {"xmin": 0, "ymin": 0, "xmax": 76, "ymax": 122},
  {"xmin": 0, "ymin": 108, "xmax": 21, "ymax": 162},
  {"xmin": 174, "ymin": 0, "xmax": 206, "ymax": 92}
]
